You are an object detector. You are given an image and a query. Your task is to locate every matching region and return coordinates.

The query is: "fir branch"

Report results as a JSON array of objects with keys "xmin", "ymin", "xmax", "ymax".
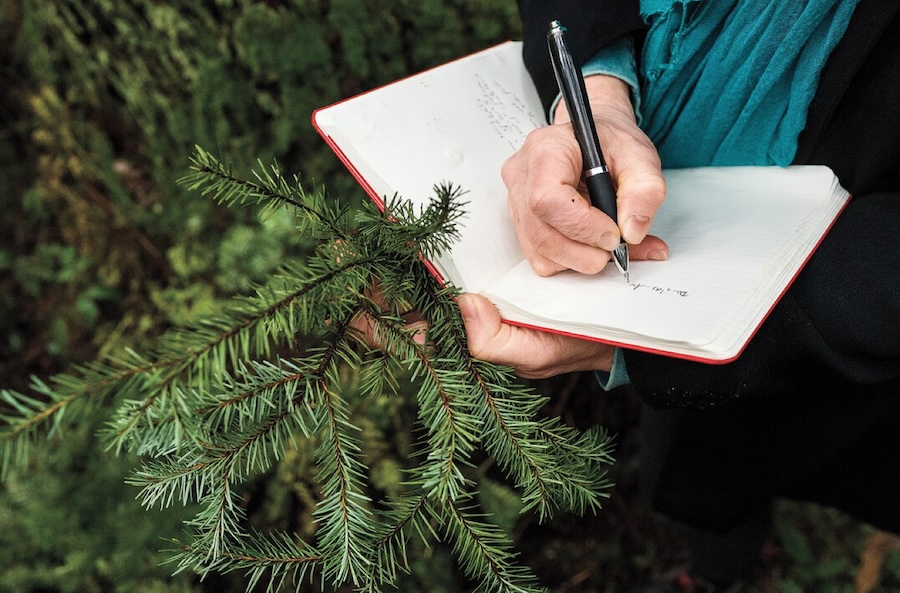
[
  {"xmin": 406, "ymin": 263, "xmax": 563, "ymax": 518},
  {"xmin": 0, "ymin": 351, "xmax": 173, "ymax": 475},
  {"xmin": 314, "ymin": 337, "xmax": 378, "ymax": 587},
  {"xmin": 172, "ymin": 529, "xmax": 323, "ymax": 592},
  {"xmin": 440, "ymin": 498, "xmax": 547, "ymax": 593},
  {"xmin": 104, "ymin": 254, "xmax": 376, "ymax": 454},
  {"xmin": 195, "ymin": 360, "xmax": 307, "ymax": 432},
  {"xmin": 359, "ymin": 184, "xmax": 467, "ymax": 262},
  {"xmin": 182, "ymin": 145, "xmax": 350, "ymax": 241},
  {"xmin": 361, "ymin": 492, "xmax": 434, "ymax": 592},
  {"xmin": 130, "ymin": 319, "xmax": 358, "ymax": 510},
  {"xmin": 189, "ymin": 487, "xmax": 247, "ymax": 562},
  {"xmin": 356, "ymin": 300, "xmax": 481, "ymax": 502},
  {"xmin": 411, "ymin": 263, "xmax": 612, "ymax": 520},
  {"xmin": 0, "ymin": 148, "xmax": 618, "ymax": 593}
]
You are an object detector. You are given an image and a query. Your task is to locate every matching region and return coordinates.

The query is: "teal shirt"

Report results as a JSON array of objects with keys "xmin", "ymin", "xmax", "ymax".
[{"xmin": 577, "ymin": 0, "xmax": 859, "ymax": 390}]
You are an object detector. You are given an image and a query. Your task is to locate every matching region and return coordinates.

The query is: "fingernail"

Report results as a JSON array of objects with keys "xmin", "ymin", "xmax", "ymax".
[
  {"xmin": 647, "ymin": 249, "xmax": 668, "ymax": 261},
  {"xmin": 411, "ymin": 323, "xmax": 428, "ymax": 345},
  {"xmin": 624, "ymin": 214, "xmax": 651, "ymax": 242},
  {"xmin": 457, "ymin": 294, "xmax": 478, "ymax": 326},
  {"xmin": 600, "ymin": 231, "xmax": 620, "ymax": 251}
]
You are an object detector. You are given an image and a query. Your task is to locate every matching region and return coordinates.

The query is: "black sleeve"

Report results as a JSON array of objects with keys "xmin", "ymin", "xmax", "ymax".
[
  {"xmin": 623, "ymin": 190, "xmax": 900, "ymax": 408},
  {"xmin": 517, "ymin": 0, "xmax": 645, "ymax": 118},
  {"xmin": 622, "ymin": 2, "xmax": 900, "ymax": 409}
]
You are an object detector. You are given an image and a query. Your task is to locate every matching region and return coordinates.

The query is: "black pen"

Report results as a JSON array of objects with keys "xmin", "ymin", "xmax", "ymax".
[{"xmin": 547, "ymin": 20, "xmax": 630, "ymax": 282}]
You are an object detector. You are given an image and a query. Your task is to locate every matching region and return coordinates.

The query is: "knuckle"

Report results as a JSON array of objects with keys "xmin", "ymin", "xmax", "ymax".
[
  {"xmin": 528, "ymin": 254, "xmax": 561, "ymax": 277},
  {"xmin": 500, "ymin": 154, "xmax": 519, "ymax": 186},
  {"xmin": 529, "ymin": 188, "xmax": 555, "ymax": 216}
]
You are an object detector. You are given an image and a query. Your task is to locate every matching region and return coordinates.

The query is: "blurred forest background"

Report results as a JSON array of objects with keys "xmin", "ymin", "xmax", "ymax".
[{"xmin": 1, "ymin": 1, "xmax": 898, "ymax": 592}]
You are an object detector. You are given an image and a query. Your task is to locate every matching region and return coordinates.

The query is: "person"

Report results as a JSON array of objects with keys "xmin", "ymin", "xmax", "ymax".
[{"xmin": 455, "ymin": 0, "xmax": 900, "ymax": 590}]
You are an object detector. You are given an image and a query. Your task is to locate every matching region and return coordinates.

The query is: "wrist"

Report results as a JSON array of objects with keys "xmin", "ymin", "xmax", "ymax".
[{"xmin": 553, "ymin": 75, "xmax": 635, "ymax": 125}]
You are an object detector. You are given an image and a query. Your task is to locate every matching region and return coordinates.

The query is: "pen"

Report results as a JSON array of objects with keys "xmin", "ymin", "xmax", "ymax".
[{"xmin": 547, "ymin": 19, "xmax": 630, "ymax": 282}]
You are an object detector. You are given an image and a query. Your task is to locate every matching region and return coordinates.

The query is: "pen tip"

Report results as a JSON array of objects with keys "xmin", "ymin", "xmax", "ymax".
[{"xmin": 612, "ymin": 243, "xmax": 630, "ymax": 282}]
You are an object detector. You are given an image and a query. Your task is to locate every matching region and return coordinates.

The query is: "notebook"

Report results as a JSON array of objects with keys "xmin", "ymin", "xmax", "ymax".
[{"xmin": 313, "ymin": 41, "xmax": 850, "ymax": 363}]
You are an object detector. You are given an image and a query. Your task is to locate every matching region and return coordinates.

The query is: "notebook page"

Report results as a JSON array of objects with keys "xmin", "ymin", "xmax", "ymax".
[
  {"xmin": 481, "ymin": 166, "xmax": 847, "ymax": 359},
  {"xmin": 314, "ymin": 42, "xmax": 543, "ymax": 293},
  {"xmin": 705, "ymin": 173, "xmax": 849, "ymax": 355}
]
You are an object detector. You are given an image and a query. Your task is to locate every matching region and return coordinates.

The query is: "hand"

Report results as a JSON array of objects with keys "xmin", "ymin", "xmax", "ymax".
[
  {"xmin": 502, "ymin": 74, "xmax": 669, "ymax": 276},
  {"xmin": 458, "ymin": 293, "xmax": 614, "ymax": 379},
  {"xmin": 351, "ymin": 286, "xmax": 614, "ymax": 380}
]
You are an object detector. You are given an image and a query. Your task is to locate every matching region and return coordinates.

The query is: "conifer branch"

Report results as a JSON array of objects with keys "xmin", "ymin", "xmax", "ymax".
[
  {"xmin": 440, "ymin": 498, "xmax": 546, "ymax": 593},
  {"xmin": 356, "ymin": 300, "xmax": 479, "ymax": 502},
  {"xmin": 183, "ymin": 145, "xmax": 350, "ymax": 241},
  {"xmin": 104, "ymin": 255, "xmax": 377, "ymax": 455},
  {"xmin": 0, "ymin": 147, "xmax": 617, "ymax": 593},
  {"xmin": 172, "ymin": 530, "xmax": 323, "ymax": 592},
  {"xmin": 362, "ymin": 492, "xmax": 433, "ymax": 591}
]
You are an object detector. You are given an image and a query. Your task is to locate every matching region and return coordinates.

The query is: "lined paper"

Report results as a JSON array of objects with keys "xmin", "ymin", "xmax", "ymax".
[{"xmin": 483, "ymin": 166, "xmax": 848, "ymax": 359}]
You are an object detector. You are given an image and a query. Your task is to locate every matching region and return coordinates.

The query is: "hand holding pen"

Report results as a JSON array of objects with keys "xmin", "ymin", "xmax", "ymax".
[
  {"xmin": 500, "ymin": 25, "xmax": 668, "ymax": 277},
  {"xmin": 548, "ymin": 20, "xmax": 632, "ymax": 280}
]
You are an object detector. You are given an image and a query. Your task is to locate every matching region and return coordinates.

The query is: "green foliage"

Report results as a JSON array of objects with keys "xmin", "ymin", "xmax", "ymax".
[
  {"xmin": 1, "ymin": 4, "xmax": 523, "ymax": 590},
  {"xmin": 2, "ymin": 0, "xmax": 522, "ymax": 381},
  {"xmin": 0, "ymin": 402, "xmax": 201, "ymax": 593},
  {"xmin": 1, "ymin": 148, "xmax": 614, "ymax": 593}
]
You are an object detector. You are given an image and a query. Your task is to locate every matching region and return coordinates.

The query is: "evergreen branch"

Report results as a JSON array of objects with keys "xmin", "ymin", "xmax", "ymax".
[
  {"xmin": 0, "ymin": 352, "xmax": 171, "ymax": 475},
  {"xmin": 182, "ymin": 146, "xmax": 350, "ymax": 241},
  {"xmin": 189, "ymin": 484, "xmax": 247, "ymax": 561},
  {"xmin": 2, "ymin": 146, "xmax": 619, "ymax": 592},
  {"xmin": 357, "ymin": 352, "xmax": 402, "ymax": 402},
  {"xmin": 409, "ymin": 265, "xmax": 561, "ymax": 518},
  {"xmin": 2, "ymin": 250, "xmax": 376, "ymax": 469},
  {"xmin": 154, "ymin": 255, "xmax": 374, "ymax": 385},
  {"xmin": 357, "ymin": 300, "xmax": 481, "ymax": 502},
  {"xmin": 0, "ymin": 387, "xmax": 80, "ymax": 478},
  {"xmin": 360, "ymin": 492, "xmax": 433, "ymax": 592},
  {"xmin": 468, "ymin": 369, "xmax": 613, "ymax": 519},
  {"xmin": 104, "ymin": 254, "xmax": 375, "ymax": 454},
  {"xmin": 172, "ymin": 529, "xmax": 323, "ymax": 592},
  {"xmin": 195, "ymin": 359, "xmax": 306, "ymax": 431},
  {"xmin": 439, "ymin": 498, "xmax": 547, "ymax": 593},
  {"xmin": 129, "ymin": 395, "xmax": 300, "ymax": 511},
  {"xmin": 359, "ymin": 184, "xmax": 467, "ymax": 262},
  {"xmin": 130, "ymin": 319, "xmax": 358, "ymax": 510},
  {"xmin": 412, "ymin": 265, "xmax": 613, "ymax": 520},
  {"xmin": 532, "ymin": 424, "xmax": 615, "ymax": 515},
  {"xmin": 314, "ymin": 323, "xmax": 379, "ymax": 587}
]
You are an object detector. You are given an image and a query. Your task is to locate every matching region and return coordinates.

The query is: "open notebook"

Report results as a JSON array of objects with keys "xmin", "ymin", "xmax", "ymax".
[{"xmin": 313, "ymin": 41, "xmax": 850, "ymax": 363}]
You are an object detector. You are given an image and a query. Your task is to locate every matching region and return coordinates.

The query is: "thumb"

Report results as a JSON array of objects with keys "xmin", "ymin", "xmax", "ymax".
[
  {"xmin": 457, "ymin": 293, "xmax": 556, "ymax": 374},
  {"xmin": 457, "ymin": 293, "xmax": 509, "ymax": 362},
  {"xmin": 458, "ymin": 293, "xmax": 615, "ymax": 379}
]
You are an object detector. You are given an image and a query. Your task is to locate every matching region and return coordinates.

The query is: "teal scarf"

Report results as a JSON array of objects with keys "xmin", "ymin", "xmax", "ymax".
[{"xmin": 638, "ymin": 0, "xmax": 859, "ymax": 167}]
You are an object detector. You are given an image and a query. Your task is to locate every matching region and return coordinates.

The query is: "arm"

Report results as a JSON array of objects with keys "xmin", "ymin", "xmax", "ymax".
[
  {"xmin": 517, "ymin": 0, "xmax": 645, "ymax": 117},
  {"xmin": 513, "ymin": 1, "xmax": 665, "ymax": 275},
  {"xmin": 459, "ymin": 3, "xmax": 665, "ymax": 378},
  {"xmin": 464, "ymin": 0, "xmax": 900, "ymax": 399},
  {"xmin": 625, "ymin": 3, "xmax": 900, "ymax": 407}
]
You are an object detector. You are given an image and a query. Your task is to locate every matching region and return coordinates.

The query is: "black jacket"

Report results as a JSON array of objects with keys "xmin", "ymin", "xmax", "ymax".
[{"xmin": 517, "ymin": 0, "xmax": 900, "ymax": 532}]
